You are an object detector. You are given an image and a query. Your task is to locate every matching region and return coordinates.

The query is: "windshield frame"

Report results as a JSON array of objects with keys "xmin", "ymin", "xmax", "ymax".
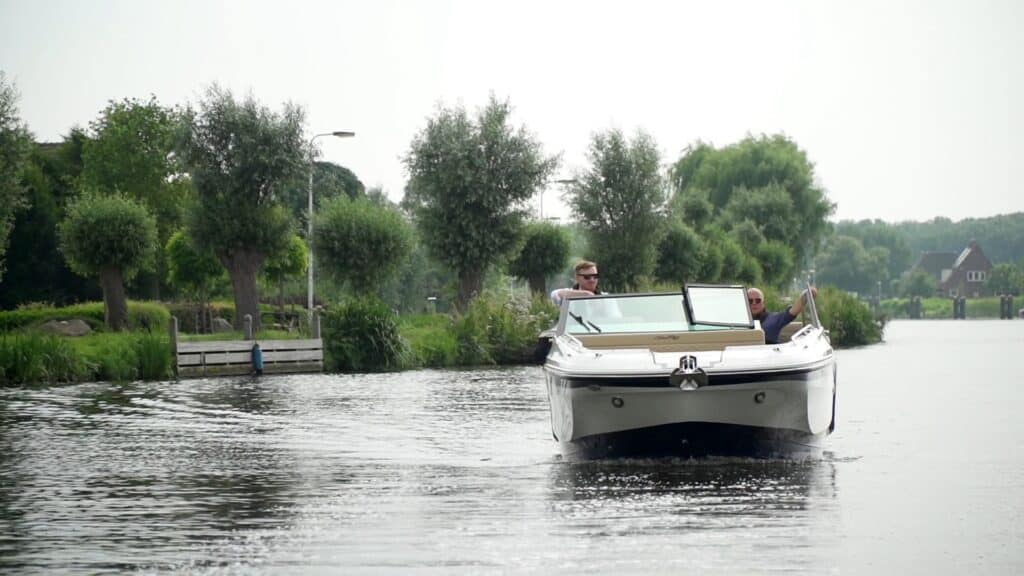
[
  {"xmin": 682, "ymin": 283, "xmax": 755, "ymax": 329},
  {"xmin": 556, "ymin": 292, "xmax": 692, "ymax": 336}
]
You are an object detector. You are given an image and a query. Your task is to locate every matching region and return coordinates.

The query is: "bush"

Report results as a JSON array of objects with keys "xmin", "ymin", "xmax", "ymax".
[
  {"xmin": 815, "ymin": 286, "xmax": 883, "ymax": 347},
  {"xmin": 452, "ymin": 294, "xmax": 558, "ymax": 365},
  {"xmin": 0, "ymin": 301, "xmax": 169, "ymax": 333},
  {"xmin": 400, "ymin": 314, "xmax": 458, "ymax": 367},
  {"xmin": 0, "ymin": 333, "xmax": 91, "ymax": 386},
  {"xmin": 322, "ymin": 297, "xmax": 410, "ymax": 372}
]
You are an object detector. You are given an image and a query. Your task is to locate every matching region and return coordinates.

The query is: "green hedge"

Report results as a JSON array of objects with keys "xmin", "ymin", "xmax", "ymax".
[
  {"xmin": 451, "ymin": 294, "xmax": 558, "ymax": 365},
  {"xmin": 322, "ymin": 297, "xmax": 410, "ymax": 372},
  {"xmin": 0, "ymin": 301, "xmax": 170, "ymax": 333},
  {"xmin": 814, "ymin": 286, "xmax": 883, "ymax": 347}
]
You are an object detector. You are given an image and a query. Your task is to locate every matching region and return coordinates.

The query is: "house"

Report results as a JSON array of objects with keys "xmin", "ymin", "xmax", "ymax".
[{"xmin": 908, "ymin": 240, "xmax": 994, "ymax": 298}]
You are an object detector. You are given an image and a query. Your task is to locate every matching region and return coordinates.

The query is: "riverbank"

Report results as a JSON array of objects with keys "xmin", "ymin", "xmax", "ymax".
[{"xmin": 1, "ymin": 289, "xmax": 885, "ymax": 386}]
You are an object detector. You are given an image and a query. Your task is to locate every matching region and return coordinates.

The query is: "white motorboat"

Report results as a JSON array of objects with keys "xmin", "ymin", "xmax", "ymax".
[{"xmin": 541, "ymin": 284, "xmax": 836, "ymax": 460}]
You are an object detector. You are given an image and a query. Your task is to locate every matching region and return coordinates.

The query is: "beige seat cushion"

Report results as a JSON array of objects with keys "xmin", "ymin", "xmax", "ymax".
[{"xmin": 575, "ymin": 328, "xmax": 765, "ymax": 352}]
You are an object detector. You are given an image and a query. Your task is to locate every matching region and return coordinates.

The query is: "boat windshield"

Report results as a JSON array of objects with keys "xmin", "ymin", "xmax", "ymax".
[{"xmin": 562, "ymin": 293, "xmax": 690, "ymax": 335}]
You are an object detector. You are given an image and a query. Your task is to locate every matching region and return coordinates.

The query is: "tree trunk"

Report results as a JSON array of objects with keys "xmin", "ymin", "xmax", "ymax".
[
  {"xmin": 456, "ymin": 268, "xmax": 483, "ymax": 311},
  {"xmin": 221, "ymin": 249, "xmax": 264, "ymax": 332},
  {"xmin": 528, "ymin": 275, "xmax": 546, "ymax": 297},
  {"xmin": 99, "ymin": 266, "xmax": 129, "ymax": 331}
]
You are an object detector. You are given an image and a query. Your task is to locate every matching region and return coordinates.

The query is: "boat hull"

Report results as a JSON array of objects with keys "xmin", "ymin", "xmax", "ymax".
[{"xmin": 545, "ymin": 360, "xmax": 836, "ymax": 460}]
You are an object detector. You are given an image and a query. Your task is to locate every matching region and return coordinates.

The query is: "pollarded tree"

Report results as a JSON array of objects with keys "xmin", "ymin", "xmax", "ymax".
[
  {"xmin": 508, "ymin": 221, "xmax": 570, "ymax": 296},
  {"xmin": 0, "ymin": 72, "xmax": 33, "ymax": 282},
  {"xmin": 179, "ymin": 86, "xmax": 306, "ymax": 330},
  {"xmin": 900, "ymin": 269, "xmax": 937, "ymax": 298},
  {"xmin": 58, "ymin": 194, "xmax": 157, "ymax": 330},
  {"xmin": 403, "ymin": 96, "xmax": 559, "ymax": 309},
  {"xmin": 315, "ymin": 196, "xmax": 413, "ymax": 295},
  {"xmin": 568, "ymin": 129, "xmax": 666, "ymax": 292}
]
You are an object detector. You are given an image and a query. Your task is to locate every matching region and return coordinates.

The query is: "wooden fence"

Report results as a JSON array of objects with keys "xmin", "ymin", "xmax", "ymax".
[{"xmin": 169, "ymin": 314, "xmax": 323, "ymax": 378}]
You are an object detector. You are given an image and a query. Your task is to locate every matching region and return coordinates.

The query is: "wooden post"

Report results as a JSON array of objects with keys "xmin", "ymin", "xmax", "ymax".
[
  {"xmin": 169, "ymin": 316, "xmax": 179, "ymax": 376},
  {"xmin": 244, "ymin": 314, "xmax": 254, "ymax": 340},
  {"xmin": 312, "ymin": 310, "xmax": 321, "ymax": 339}
]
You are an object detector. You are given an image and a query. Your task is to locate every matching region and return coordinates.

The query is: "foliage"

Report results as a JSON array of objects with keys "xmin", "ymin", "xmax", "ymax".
[
  {"xmin": 0, "ymin": 332, "xmax": 90, "ymax": 386},
  {"xmin": 899, "ymin": 268, "xmax": 937, "ymax": 298},
  {"xmin": 814, "ymin": 286, "xmax": 883, "ymax": 347},
  {"xmin": 815, "ymin": 235, "xmax": 875, "ymax": 296},
  {"xmin": 322, "ymin": 296, "xmax": 410, "ymax": 372},
  {"xmin": 1, "ymin": 139, "xmax": 102, "ymax": 309},
  {"xmin": 179, "ymin": 85, "xmax": 306, "ymax": 330},
  {"xmin": 669, "ymin": 134, "xmax": 833, "ymax": 267},
  {"xmin": 0, "ymin": 72, "xmax": 34, "ymax": 282},
  {"xmin": 895, "ymin": 213, "xmax": 1024, "ymax": 266},
  {"xmin": 507, "ymin": 221, "xmax": 571, "ymax": 295},
  {"xmin": 165, "ymin": 230, "xmax": 227, "ymax": 300},
  {"xmin": 655, "ymin": 221, "xmax": 704, "ymax": 286},
  {"xmin": 262, "ymin": 233, "xmax": 307, "ymax": 287},
  {"xmin": 399, "ymin": 314, "xmax": 459, "ymax": 367},
  {"xmin": 834, "ymin": 219, "xmax": 914, "ymax": 280},
  {"xmin": 985, "ymin": 263, "xmax": 1022, "ymax": 295},
  {"xmin": 452, "ymin": 294, "xmax": 558, "ymax": 365},
  {"xmin": 279, "ymin": 160, "xmax": 364, "ymax": 227},
  {"xmin": 0, "ymin": 300, "xmax": 170, "ymax": 333},
  {"xmin": 568, "ymin": 128, "xmax": 666, "ymax": 292},
  {"xmin": 315, "ymin": 196, "xmax": 413, "ymax": 295},
  {"xmin": 58, "ymin": 194, "xmax": 158, "ymax": 281},
  {"xmin": 755, "ymin": 240, "xmax": 796, "ymax": 289},
  {"xmin": 403, "ymin": 95, "xmax": 559, "ymax": 308}
]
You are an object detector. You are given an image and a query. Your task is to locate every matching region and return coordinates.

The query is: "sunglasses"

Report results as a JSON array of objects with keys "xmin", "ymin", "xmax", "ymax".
[
  {"xmin": 748, "ymin": 298, "xmax": 762, "ymax": 304},
  {"xmin": 578, "ymin": 273, "xmax": 600, "ymax": 280}
]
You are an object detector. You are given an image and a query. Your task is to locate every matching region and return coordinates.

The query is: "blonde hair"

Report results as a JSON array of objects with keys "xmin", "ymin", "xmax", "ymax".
[{"xmin": 574, "ymin": 260, "xmax": 597, "ymax": 274}]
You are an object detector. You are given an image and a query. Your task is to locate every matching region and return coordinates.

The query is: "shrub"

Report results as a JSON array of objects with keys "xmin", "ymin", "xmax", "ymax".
[
  {"xmin": 814, "ymin": 286, "xmax": 883, "ymax": 347},
  {"xmin": 0, "ymin": 301, "xmax": 169, "ymax": 333},
  {"xmin": 452, "ymin": 293, "xmax": 558, "ymax": 365},
  {"xmin": 322, "ymin": 297, "xmax": 410, "ymax": 372},
  {"xmin": 400, "ymin": 314, "xmax": 458, "ymax": 367}
]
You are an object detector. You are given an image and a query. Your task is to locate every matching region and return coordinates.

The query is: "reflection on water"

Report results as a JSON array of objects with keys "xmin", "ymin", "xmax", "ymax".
[{"xmin": 1, "ymin": 321, "xmax": 1023, "ymax": 574}]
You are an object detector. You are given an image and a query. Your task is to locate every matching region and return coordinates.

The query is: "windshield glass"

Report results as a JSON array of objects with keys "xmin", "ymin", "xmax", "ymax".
[
  {"xmin": 684, "ymin": 284, "xmax": 753, "ymax": 328},
  {"xmin": 562, "ymin": 293, "xmax": 690, "ymax": 335}
]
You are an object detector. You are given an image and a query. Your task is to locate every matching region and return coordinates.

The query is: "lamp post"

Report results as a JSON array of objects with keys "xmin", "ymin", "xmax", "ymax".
[{"xmin": 308, "ymin": 131, "xmax": 355, "ymax": 317}]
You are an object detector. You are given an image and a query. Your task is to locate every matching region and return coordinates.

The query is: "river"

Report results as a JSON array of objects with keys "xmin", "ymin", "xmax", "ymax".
[{"xmin": 1, "ymin": 320, "xmax": 1022, "ymax": 574}]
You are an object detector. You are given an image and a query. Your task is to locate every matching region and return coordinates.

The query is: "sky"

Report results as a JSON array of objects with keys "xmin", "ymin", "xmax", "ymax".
[{"xmin": 1, "ymin": 0, "xmax": 1021, "ymax": 223}]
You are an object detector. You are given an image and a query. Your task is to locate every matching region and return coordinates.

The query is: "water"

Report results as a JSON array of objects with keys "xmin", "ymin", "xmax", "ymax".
[{"xmin": 1, "ymin": 320, "xmax": 1022, "ymax": 574}]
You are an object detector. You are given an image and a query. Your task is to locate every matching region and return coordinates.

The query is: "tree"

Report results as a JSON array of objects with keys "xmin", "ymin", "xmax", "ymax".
[
  {"xmin": 58, "ymin": 194, "xmax": 157, "ymax": 330},
  {"xmin": 655, "ymin": 222, "xmax": 704, "ymax": 286},
  {"xmin": 80, "ymin": 96, "xmax": 192, "ymax": 299},
  {"xmin": 755, "ymin": 240, "xmax": 796, "ymax": 289},
  {"xmin": 508, "ymin": 221, "xmax": 570, "ymax": 295},
  {"xmin": 403, "ymin": 96, "xmax": 558, "ymax": 308},
  {"xmin": 669, "ymin": 134, "xmax": 833, "ymax": 267},
  {"xmin": 179, "ymin": 86, "xmax": 306, "ymax": 330},
  {"xmin": 165, "ymin": 230, "xmax": 226, "ymax": 332},
  {"xmin": 315, "ymin": 196, "xmax": 413, "ymax": 295},
  {"xmin": 262, "ymin": 234, "xmax": 308, "ymax": 314},
  {"xmin": 900, "ymin": 269, "xmax": 937, "ymax": 298},
  {"xmin": 815, "ymin": 235, "xmax": 873, "ymax": 294},
  {"xmin": 568, "ymin": 129, "xmax": 665, "ymax": 292},
  {"xmin": 278, "ymin": 160, "xmax": 365, "ymax": 227},
  {"xmin": 986, "ymin": 263, "xmax": 1022, "ymax": 295},
  {"xmin": 0, "ymin": 72, "xmax": 33, "ymax": 282}
]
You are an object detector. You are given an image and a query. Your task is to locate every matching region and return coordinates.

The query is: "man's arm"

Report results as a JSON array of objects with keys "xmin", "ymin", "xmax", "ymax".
[{"xmin": 789, "ymin": 287, "xmax": 818, "ymax": 318}]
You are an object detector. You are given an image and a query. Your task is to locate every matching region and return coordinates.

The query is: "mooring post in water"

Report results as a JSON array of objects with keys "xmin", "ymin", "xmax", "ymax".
[{"xmin": 244, "ymin": 314, "xmax": 254, "ymax": 340}]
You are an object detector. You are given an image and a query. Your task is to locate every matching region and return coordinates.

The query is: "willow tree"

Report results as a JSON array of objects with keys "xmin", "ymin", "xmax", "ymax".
[
  {"xmin": 508, "ymin": 221, "xmax": 570, "ymax": 296},
  {"xmin": 179, "ymin": 86, "xmax": 306, "ymax": 330},
  {"xmin": 58, "ymin": 194, "xmax": 157, "ymax": 330},
  {"xmin": 315, "ymin": 196, "xmax": 412, "ymax": 295},
  {"xmin": 403, "ymin": 96, "xmax": 558, "ymax": 309},
  {"xmin": 568, "ymin": 129, "xmax": 666, "ymax": 292}
]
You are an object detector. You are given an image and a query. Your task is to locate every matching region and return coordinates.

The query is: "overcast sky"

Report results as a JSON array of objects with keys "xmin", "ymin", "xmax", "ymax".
[{"xmin": 2, "ymin": 0, "xmax": 1021, "ymax": 223}]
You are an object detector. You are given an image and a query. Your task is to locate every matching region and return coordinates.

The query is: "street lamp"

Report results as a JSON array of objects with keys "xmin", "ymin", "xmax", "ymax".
[{"xmin": 308, "ymin": 131, "xmax": 355, "ymax": 317}]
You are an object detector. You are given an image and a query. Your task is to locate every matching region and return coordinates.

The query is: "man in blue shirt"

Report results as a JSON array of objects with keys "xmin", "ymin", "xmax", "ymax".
[{"xmin": 748, "ymin": 286, "xmax": 817, "ymax": 344}]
